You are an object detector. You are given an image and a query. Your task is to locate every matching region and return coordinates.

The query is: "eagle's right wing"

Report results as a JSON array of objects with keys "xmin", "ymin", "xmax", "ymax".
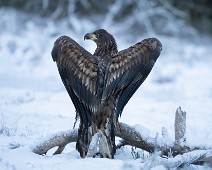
[
  {"xmin": 103, "ymin": 38, "xmax": 162, "ymax": 117},
  {"xmin": 52, "ymin": 36, "xmax": 103, "ymax": 123}
]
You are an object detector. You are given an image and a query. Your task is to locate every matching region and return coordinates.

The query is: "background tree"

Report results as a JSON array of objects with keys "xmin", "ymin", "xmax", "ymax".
[{"xmin": 1, "ymin": 0, "xmax": 212, "ymax": 35}]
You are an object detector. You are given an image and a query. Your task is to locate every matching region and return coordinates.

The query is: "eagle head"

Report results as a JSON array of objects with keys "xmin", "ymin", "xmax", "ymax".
[{"xmin": 84, "ymin": 29, "xmax": 118, "ymax": 56}]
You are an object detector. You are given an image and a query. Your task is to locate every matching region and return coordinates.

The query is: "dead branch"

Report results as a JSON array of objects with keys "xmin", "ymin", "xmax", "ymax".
[
  {"xmin": 32, "ymin": 129, "xmax": 78, "ymax": 155},
  {"xmin": 31, "ymin": 107, "xmax": 212, "ymax": 167},
  {"xmin": 116, "ymin": 122, "xmax": 190, "ymax": 156},
  {"xmin": 32, "ymin": 122, "xmax": 203, "ymax": 157},
  {"xmin": 33, "ymin": 122, "xmax": 177, "ymax": 155},
  {"xmin": 141, "ymin": 149, "xmax": 212, "ymax": 169},
  {"xmin": 175, "ymin": 106, "xmax": 186, "ymax": 145}
]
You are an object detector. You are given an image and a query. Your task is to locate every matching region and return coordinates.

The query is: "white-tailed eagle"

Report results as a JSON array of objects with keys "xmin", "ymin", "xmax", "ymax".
[{"xmin": 51, "ymin": 29, "xmax": 162, "ymax": 158}]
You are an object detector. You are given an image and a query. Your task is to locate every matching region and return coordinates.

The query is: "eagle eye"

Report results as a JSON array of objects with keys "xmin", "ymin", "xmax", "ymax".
[{"xmin": 95, "ymin": 33, "xmax": 100, "ymax": 37}]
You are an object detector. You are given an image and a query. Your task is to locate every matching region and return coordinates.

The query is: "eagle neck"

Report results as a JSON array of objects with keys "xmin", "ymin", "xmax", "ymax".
[{"xmin": 94, "ymin": 41, "xmax": 118, "ymax": 57}]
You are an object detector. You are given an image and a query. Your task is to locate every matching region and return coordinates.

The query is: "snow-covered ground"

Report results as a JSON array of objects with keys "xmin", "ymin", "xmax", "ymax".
[{"xmin": 0, "ymin": 9, "xmax": 212, "ymax": 170}]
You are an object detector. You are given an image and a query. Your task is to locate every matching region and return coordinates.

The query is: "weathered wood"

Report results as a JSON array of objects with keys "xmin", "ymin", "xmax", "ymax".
[
  {"xmin": 31, "ymin": 107, "xmax": 212, "ymax": 168},
  {"xmin": 32, "ymin": 122, "xmax": 202, "ymax": 157},
  {"xmin": 32, "ymin": 129, "xmax": 78, "ymax": 155},
  {"xmin": 174, "ymin": 106, "xmax": 186, "ymax": 145},
  {"xmin": 141, "ymin": 150, "xmax": 212, "ymax": 169},
  {"xmin": 116, "ymin": 122, "xmax": 190, "ymax": 156}
]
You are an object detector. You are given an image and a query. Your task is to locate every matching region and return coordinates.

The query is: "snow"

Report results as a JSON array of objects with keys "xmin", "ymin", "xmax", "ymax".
[
  {"xmin": 0, "ymin": 9, "xmax": 212, "ymax": 170},
  {"xmin": 134, "ymin": 124, "xmax": 150, "ymax": 140}
]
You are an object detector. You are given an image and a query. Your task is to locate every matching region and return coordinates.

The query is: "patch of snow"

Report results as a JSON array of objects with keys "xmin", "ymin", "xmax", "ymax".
[{"xmin": 134, "ymin": 124, "xmax": 150, "ymax": 140}]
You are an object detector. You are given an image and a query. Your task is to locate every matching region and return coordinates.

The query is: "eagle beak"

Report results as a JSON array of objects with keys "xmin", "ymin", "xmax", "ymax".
[{"xmin": 84, "ymin": 33, "xmax": 97, "ymax": 41}]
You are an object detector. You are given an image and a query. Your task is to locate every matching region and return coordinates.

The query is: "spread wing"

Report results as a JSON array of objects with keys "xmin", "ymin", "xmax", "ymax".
[
  {"xmin": 52, "ymin": 36, "xmax": 104, "ymax": 123},
  {"xmin": 103, "ymin": 38, "xmax": 162, "ymax": 117}
]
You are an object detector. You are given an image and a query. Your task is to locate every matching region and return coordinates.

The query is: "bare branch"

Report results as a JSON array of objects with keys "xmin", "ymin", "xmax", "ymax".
[
  {"xmin": 32, "ymin": 122, "xmax": 193, "ymax": 157},
  {"xmin": 32, "ymin": 129, "xmax": 78, "ymax": 155},
  {"xmin": 31, "ymin": 107, "xmax": 212, "ymax": 168},
  {"xmin": 141, "ymin": 149, "xmax": 212, "ymax": 169},
  {"xmin": 174, "ymin": 106, "xmax": 186, "ymax": 145},
  {"xmin": 116, "ymin": 122, "xmax": 190, "ymax": 156}
]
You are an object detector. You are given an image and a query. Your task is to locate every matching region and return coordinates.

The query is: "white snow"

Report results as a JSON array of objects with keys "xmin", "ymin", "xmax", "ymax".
[
  {"xmin": 134, "ymin": 124, "xmax": 150, "ymax": 140},
  {"xmin": 0, "ymin": 9, "xmax": 212, "ymax": 170}
]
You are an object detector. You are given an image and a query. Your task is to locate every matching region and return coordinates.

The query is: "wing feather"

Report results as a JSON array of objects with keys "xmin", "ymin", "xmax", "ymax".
[
  {"xmin": 52, "ymin": 36, "xmax": 103, "ymax": 117},
  {"xmin": 103, "ymin": 38, "xmax": 162, "ymax": 117}
]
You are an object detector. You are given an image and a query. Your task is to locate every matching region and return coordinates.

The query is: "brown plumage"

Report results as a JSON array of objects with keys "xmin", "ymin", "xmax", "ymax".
[{"xmin": 51, "ymin": 29, "xmax": 162, "ymax": 158}]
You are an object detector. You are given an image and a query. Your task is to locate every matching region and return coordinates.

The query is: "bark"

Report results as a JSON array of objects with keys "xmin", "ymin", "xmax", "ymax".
[
  {"xmin": 32, "ymin": 129, "xmax": 78, "ymax": 155},
  {"xmin": 174, "ymin": 106, "xmax": 186, "ymax": 144}
]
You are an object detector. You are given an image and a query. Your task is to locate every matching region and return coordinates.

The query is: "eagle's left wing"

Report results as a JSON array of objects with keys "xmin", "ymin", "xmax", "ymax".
[
  {"xmin": 52, "ymin": 36, "xmax": 105, "ymax": 124},
  {"xmin": 103, "ymin": 38, "xmax": 162, "ymax": 117}
]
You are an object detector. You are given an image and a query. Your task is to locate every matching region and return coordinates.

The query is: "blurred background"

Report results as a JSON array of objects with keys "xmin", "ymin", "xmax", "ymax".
[
  {"xmin": 0, "ymin": 0, "xmax": 212, "ymax": 103},
  {"xmin": 0, "ymin": 0, "xmax": 211, "ymax": 94},
  {"xmin": 1, "ymin": 0, "xmax": 212, "ymax": 34},
  {"xmin": 0, "ymin": 0, "xmax": 212, "ymax": 76},
  {"xmin": 1, "ymin": 0, "xmax": 212, "ymax": 35},
  {"xmin": 1, "ymin": 0, "xmax": 212, "ymax": 121},
  {"xmin": 0, "ymin": 0, "xmax": 212, "ymax": 123}
]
